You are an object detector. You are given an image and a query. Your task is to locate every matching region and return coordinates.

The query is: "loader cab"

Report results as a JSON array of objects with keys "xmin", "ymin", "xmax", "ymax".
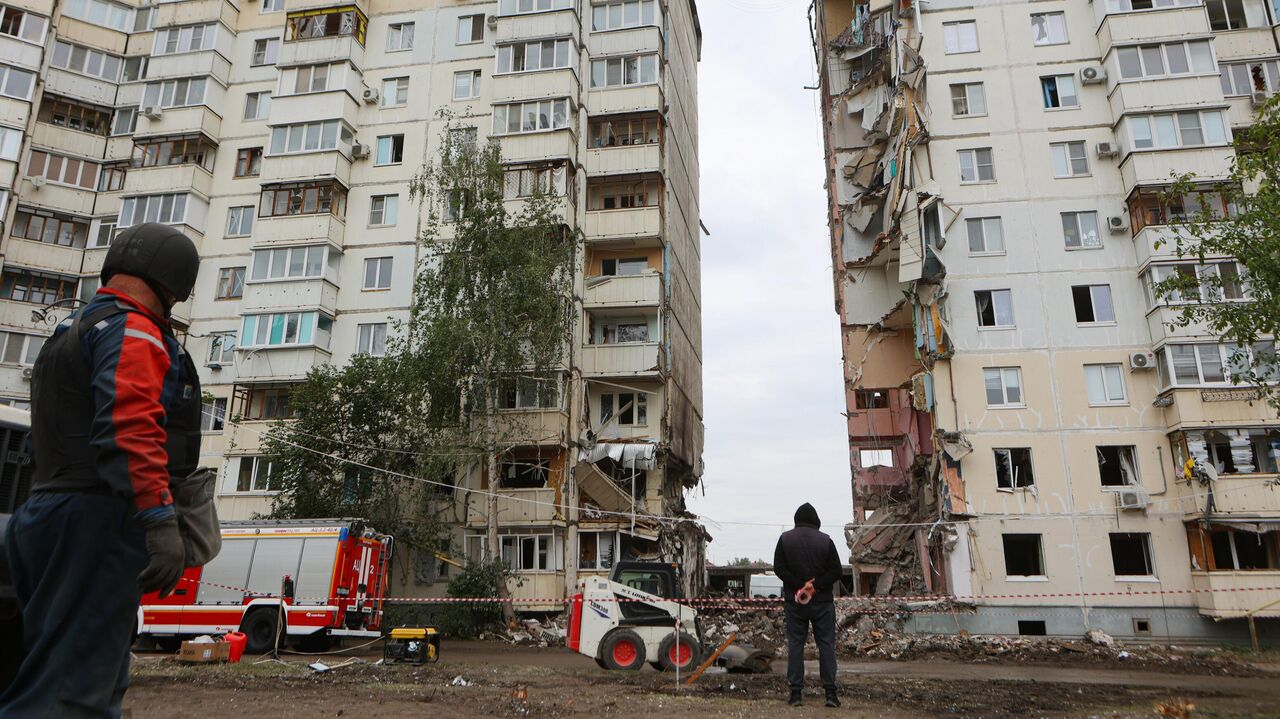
[{"xmin": 610, "ymin": 561, "xmax": 683, "ymax": 599}]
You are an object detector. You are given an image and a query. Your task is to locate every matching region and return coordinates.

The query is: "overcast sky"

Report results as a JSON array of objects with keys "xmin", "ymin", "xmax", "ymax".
[{"xmin": 687, "ymin": 0, "xmax": 852, "ymax": 564}]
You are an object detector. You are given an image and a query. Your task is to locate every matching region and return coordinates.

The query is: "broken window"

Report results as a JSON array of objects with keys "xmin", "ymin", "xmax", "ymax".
[
  {"xmin": 601, "ymin": 257, "xmax": 648, "ymax": 276},
  {"xmin": 1110, "ymin": 533, "xmax": 1155, "ymax": 576},
  {"xmin": 950, "ymin": 82, "xmax": 986, "ymax": 117},
  {"xmin": 579, "ymin": 531, "xmax": 616, "ymax": 571},
  {"xmin": 496, "ymin": 375, "xmax": 560, "ymax": 410},
  {"xmin": 589, "ymin": 115, "xmax": 660, "ymax": 148},
  {"xmin": 1029, "ymin": 12, "xmax": 1067, "ymax": 46},
  {"xmin": 593, "ymin": 316, "xmax": 652, "ymax": 344},
  {"xmin": 984, "ymin": 367, "xmax": 1024, "ymax": 407},
  {"xmin": 859, "ymin": 448, "xmax": 893, "ymax": 468},
  {"xmin": 498, "ymin": 457, "xmax": 550, "ymax": 489},
  {"xmin": 1097, "ymin": 445, "xmax": 1139, "ymax": 487},
  {"xmin": 600, "ymin": 392, "xmax": 647, "ymax": 425},
  {"xmin": 1072, "ymin": 285, "xmax": 1114, "ymax": 323},
  {"xmin": 1220, "ymin": 60, "xmax": 1280, "ymax": 96},
  {"xmin": 1084, "ymin": 363, "xmax": 1127, "ymax": 405},
  {"xmin": 854, "ymin": 389, "xmax": 891, "ymax": 409},
  {"xmin": 994, "ymin": 448, "xmax": 1034, "ymax": 490},
  {"xmin": 1002, "ymin": 534, "xmax": 1045, "ymax": 577},
  {"xmin": 966, "ymin": 217, "xmax": 1004, "ymax": 254},
  {"xmin": 1040, "ymin": 75, "xmax": 1078, "ymax": 109},
  {"xmin": 1200, "ymin": 429, "xmax": 1280, "ymax": 475},
  {"xmin": 500, "ymin": 534, "xmax": 553, "ymax": 572},
  {"xmin": 975, "ymin": 289, "xmax": 1014, "ymax": 327}
]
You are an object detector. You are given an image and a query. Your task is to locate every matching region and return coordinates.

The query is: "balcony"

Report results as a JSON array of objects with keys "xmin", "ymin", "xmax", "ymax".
[
  {"xmin": 277, "ymin": 36, "xmax": 366, "ymax": 71},
  {"xmin": 466, "ymin": 488, "xmax": 562, "ymax": 527},
  {"xmin": 290, "ymin": 0, "xmax": 369, "ymax": 14},
  {"xmin": 583, "ymin": 206, "xmax": 661, "ymax": 242},
  {"xmin": 0, "ymin": 35, "xmax": 46, "ymax": 71},
  {"xmin": 0, "ymin": 98, "xmax": 29, "ymax": 131},
  {"xmin": 154, "ymin": 0, "xmax": 239, "ymax": 27},
  {"xmin": 1108, "ymin": 75, "xmax": 1225, "ymax": 116},
  {"xmin": 42, "ymin": 68, "xmax": 116, "ymax": 107},
  {"xmin": 257, "ymin": 214, "xmax": 346, "ymax": 246},
  {"xmin": 1096, "ymin": 6, "xmax": 1209, "ymax": 52},
  {"xmin": 1131, "ymin": 225, "xmax": 1182, "ymax": 266},
  {"xmin": 585, "ymin": 143, "xmax": 660, "ymax": 177},
  {"xmin": 134, "ymin": 106, "xmax": 223, "ymax": 142},
  {"xmin": 259, "ymin": 150, "xmax": 352, "ymax": 187},
  {"xmin": 586, "ymin": 26, "xmax": 661, "ymax": 56},
  {"xmin": 494, "ymin": 409, "xmax": 570, "ymax": 445},
  {"xmin": 2, "ymin": 239, "xmax": 84, "ymax": 275},
  {"xmin": 235, "ymin": 345, "xmax": 332, "ymax": 381},
  {"xmin": 126, "ymin": 164, "xmax": 214, "ymax": 199},
  {"xmin": 579, "ymin": 342, "xmax": 663, "ymax": 377},
  {"xmin": 508, "ymin": 571, "xmax": 565, "ymax": 611},
  {"xmin": 30, "ymin": 123, "xmax": 107, "ymax": 160},
  {"xmin": 583, "ymin": 273, "xmax": 661, "ymax": 308},
  {"xmin": 1159, "ymin": 387, "xmax": 1280, "ymax": 430},
  {"xmin": 147, "ymin": 51, "xmax": 232, "ymax": 85},
  {"xmin": 1212, "ymin": 28, "xmax": 1276, "ymax": 62},
  {"xmin": 1120, "ymin": 147, "xmax": 1233, "ymax": 191},
  {"xmin": 1191, "ymin": 571, "xmax": 1280, "ymax": 618},
  {"xmin": 224, "ymin": 419, "xmax": 273, "ymax": 456},
  {"xmin": 241, "ymin": 278, "xmax": 339, "ymax": 314},
  {"xmin": 1197, "ymin": 475, "xmax": 1280, "ymax": 515},
  {"xmin": 20, "ymin": 179, "xmax": 96, "ymax": 216},
  {"xmin": 268, "ymin": 91, "xmax": 359, "ymax": 127},
  {"xmin": 502, "ymin": 196, "xmax": 577, "ymax": 231},
  {"xmin": 587, "ymin": 84, "xmax": 663, "ymax": 116},
  {"xmin": 494, "ymin": 9, "xmax": 578, "ymax": 43},
  {"xmin": 491, "ymin": 68, "xmax": 580, "ymax": 104},
  {"xmin": 497, "ymin": 130, "xmax": 577, "ymax": 164}
]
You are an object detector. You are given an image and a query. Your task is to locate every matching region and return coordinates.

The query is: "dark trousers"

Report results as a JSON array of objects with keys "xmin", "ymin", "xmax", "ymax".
[
  {"xmin": 0, "ymin": 493, "xmax": 148, "ymax": 718},
  {"xmin": 784, "ymin": 600, "xmax": 837, "ymax": 692}
]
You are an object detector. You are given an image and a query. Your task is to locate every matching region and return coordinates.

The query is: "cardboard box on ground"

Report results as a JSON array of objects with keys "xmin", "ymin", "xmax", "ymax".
[{"xmin": 179, "ymin": 641, "xmax": 231, "ymax": 663}]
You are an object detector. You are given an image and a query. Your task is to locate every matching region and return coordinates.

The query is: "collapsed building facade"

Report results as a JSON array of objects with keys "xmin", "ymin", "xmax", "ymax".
[{"xmin": 811, "ymin": 0, "xmax": 1280, "ymax": 640}]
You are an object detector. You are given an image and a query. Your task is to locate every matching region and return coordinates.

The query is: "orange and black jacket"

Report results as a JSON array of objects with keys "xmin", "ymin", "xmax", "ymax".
[{"xmin": 29, "ymin": 288, "xmax": 202, "ymax": 527}]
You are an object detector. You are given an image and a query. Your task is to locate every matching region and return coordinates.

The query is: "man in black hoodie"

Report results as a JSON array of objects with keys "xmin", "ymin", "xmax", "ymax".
[{"xmin": 773, "ymin": 502, "xmax": 843, "ymax": 707}]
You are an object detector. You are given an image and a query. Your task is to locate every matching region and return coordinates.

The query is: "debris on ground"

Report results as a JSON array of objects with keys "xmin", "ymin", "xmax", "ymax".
[
  {"xmin": 1085, "ymin": 628, "xmax": 1115, "ymax": 647},
  {"xmin": 1155, "ymin": 698, "xmax": 1196, "ymax": 718},
  {"xmin": 451, "ymin": 675, "xmax": 471, "ymax": 686},
  {"xmin": 495, "ymin": 618, "xmax": 567, "ymax": 648}
]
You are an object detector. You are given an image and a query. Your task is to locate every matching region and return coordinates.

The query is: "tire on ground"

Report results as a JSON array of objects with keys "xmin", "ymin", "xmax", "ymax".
[
  {"xmin": 599, "ymin": 629, "xmax": 647, "ymax": 671},
  {"xmin": 241, "ymin": 608, "xmax": 282, "ymax": 654},
  {"xmin": 155, "ymin": 636, "xmax": 183, "ymax": 653},
  {"xmin": 657, "ymin": 632, "xmax": 700, "ymax": 672}
]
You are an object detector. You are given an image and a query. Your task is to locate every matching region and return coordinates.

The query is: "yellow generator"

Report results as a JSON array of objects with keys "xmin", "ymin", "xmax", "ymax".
[{"xmin": 383, "ymin": 627, "xmax": 440, "ymax": 665}]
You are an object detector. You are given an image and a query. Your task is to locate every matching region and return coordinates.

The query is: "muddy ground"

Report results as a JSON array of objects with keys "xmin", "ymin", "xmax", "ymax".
[{"xmin": 123, "ymin": 641, "xmax": 1280, "ymax": 719}]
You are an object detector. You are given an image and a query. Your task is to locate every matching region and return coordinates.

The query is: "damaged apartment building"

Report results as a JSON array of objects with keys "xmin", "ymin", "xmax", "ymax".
[
  {"xmin": 811, "ymin": 0, "xmax": 1280, "ymax": 640},
  {"xmin": 0, "ymin": 0, "xmax": 706, "ymax": 607}
]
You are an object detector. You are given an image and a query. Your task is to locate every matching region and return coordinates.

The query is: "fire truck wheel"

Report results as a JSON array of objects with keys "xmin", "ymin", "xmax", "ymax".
[
  {"xmin": 155, "ymin": 637, "xmax": 183, "ymax": 653},
  {"xmin": 241, "ymin": 609, "xmax": 282, "ymax": 654},
  {"xmin": 599, "ymin": 629, "xmax": 646, "ymax": 671},
  {"xmin": 657, "ymin": 632, "xmax": 700, "ymax": 672},
  {"xmin": 294, "ymin": 632, "xmax": 333, "ymax": 652}
]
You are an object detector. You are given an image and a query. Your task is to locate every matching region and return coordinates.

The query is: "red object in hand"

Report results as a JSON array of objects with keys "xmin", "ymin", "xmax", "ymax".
[{"xmin": 795, "ymin": 579, "xmax": 815, "ymax": 605}]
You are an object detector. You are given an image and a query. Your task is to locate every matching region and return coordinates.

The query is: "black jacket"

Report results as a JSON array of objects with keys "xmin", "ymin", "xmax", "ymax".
[{"xmin": 773, "ymin": 503, "xmax": 844, "ymax": 604}]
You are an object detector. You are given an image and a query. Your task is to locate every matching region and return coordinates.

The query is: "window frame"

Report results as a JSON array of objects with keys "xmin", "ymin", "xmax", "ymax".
[
  {"xmin": 957, "ymin": 147, "xmax": 995, "ymax": 183},
  {"xmin": 362, "ymin": 256, "xmax": 393, "ymax": 291},
  {"xmin": 251, "ymin": 37, "xmax": 280, "ymax": 66},
  {"xmin": 950, "ymin": 82, "xmax": 987, "ymax": 118},
  {"xmin": 453, "ymin": 69, "xmax": 481, "ymax": 100},
  {"xmin": 380, "ymin": 76, "xmax": 409, "ymax": 107},
  {"xmin": 943, "ymin": 20, "xmax": 979, "ymax": 55},
  {"xmin": 355, "ymin": 322, "xmax": 388, "ymax": 356},
  {"xmin": 974, "ymin": 288, "xmax": 1015, "ymax": 329},
  {"xmin": 1029, "ymin": 11, "xmax": 1068, "ymax": 46},
  {"xmin": 1072, "ymin": 284, "xmax": 1116, "ymax": 325},
  {"xmin": 994, "ymin": 447, "xmax": 1035, "ymax": 490},
  {"xmin": 984, "ymin": 366, "xmax": 1025, "ymax": 408},
  {"xmin": 1040, "ymin": 74, "xmax": 1079, "ymax": 110},
  {"xmin": 225, "ymin": 205, "xmax": 254, "ymax": 237},
  {"xmin": 1002, "ymin": 533, "xmax": 1046, "ymax": 579},
  {"xmin": 369, "ymin": 194, "xmax": 399, "ymax": 226},
  {"xmin": 1084, "ymin": 363, "xmax": 1128, "ymax": 406},
  {"xmin": 1050, "ymin": 141, "xmax": 1090, "ymax": 178},
  {"xmin": 456, "ymin": 14, "xmax": 484, "ymax": 45},
  {"xmin": 386, "ymin": 21, "xmax": 415, "ymax": 52},
  {"xmin": 214, "ymin": 266, "xmax": 245, "ymax": 300},
  {"xmin": 1061, "ymin": 211, "xmax": 1103, "ymax": 250}
]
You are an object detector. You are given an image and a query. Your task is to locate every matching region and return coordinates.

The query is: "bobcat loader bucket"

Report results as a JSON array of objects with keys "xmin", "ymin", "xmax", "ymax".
[{"xmin": 715, "ymin": 643, "xmax": 773, "ymax": 673}]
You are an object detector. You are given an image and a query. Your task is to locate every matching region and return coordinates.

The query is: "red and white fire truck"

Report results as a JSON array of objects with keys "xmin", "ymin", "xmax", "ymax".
[{"xmin": 138, "ymin": 519, "xmax": 393, "ymax": 653}]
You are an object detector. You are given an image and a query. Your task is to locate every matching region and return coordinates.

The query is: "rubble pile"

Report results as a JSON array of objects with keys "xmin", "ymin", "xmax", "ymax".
[{"xmin": 494, "ymin": 618, "xmax": 567, "ymax": 648}]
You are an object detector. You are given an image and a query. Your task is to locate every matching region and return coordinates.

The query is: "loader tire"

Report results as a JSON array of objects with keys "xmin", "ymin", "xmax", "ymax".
[
  {"xmin": 657, "ymin": 632, "xmax": 700, "ymax": 673},
  {"xmin": 600, "ymin": 629, "xmax": 646, "ymax": 671},
  {"xmin": 242, "ymin": 609, "xmax": 282, "ymax": 655}
]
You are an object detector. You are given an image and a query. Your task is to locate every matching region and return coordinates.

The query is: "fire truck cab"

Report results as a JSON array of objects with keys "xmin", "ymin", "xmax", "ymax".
[{"xmin": 138, "ymin": 518, "xmax": 393, "ymax": 653}]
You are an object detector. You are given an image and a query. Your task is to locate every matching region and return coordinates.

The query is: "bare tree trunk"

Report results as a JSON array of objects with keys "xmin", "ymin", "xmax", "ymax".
[{"xmin": 486, "ymin": 443, "xmax": 515, "ymax": 623}]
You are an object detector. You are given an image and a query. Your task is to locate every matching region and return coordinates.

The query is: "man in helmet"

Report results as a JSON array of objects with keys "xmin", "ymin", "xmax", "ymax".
[{"xmin": 0, "ymin": 223, "xmax": 202, "ymax": 717}]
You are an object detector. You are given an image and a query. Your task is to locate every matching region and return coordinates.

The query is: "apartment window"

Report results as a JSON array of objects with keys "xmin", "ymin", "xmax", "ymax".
[
  {"xmin": 593, "ymin": 315, "xmax": 651, "ymax": 344},
  {"xmin": 259, "ymin": 181, "xmax": 347, "ymax": 218},
  {"xmin": 448, "ymin": 127, "xmax": 478, "ymax": 159},
  {"xmin": 1084, "ymin": 363, "xmax": 1127, "ymax": 405},
  {"xmin": 77, "ymin": 276, "xmax": 100, "ymax": 303},
  {"xmin": 1117, "ymin": 41, "xmax": 1215, "ymax": 81},
  {"xmin": 496, "ymin": 375, "xmax": 559, "ymax": 410},
  {"xmin": 497, "ymin": 39, "xmax": 572, "ymax": 73},
  {"xmin": 453, "ymin": 70, "xmax": 480, "ymax": 100},
  {"xmin": 27, "ymin": 151, "xmax": 99, "ymax": 190},
  {"xmin": 208, "ymin": 334, "xmax": 236, "ymax": 364},
  {"xmin": 498, "ymin": 457, "xmax": 551, "ymax": 489},
  {"xmin": 1050, "ymin": 141, "xmax": 1089, "ymax": 178},
  {"xmin": 363, "ymin": 257, "xmax": 393, "ymax": 290},
  {"xmin": 592, "ymin": 0, "xmax": 657, "ymax": 30},
  {"xmin": 225, "ymin": 206, "xmax": 254, "ymax": 237},
  {"xmin": 1030, "ymin": 12, "xmax": 1067, "ymax": 46},
  {"xmin": 1061, "ymin": 211, "xmax": 1102, "ymax": 249},
  {"xmin": 1220, "ymin": 61, "xmax": 1280, "ymax": 96},
  {"xmin": 261, "ymin": 0, "xmax": 284, "ymax": 12},
  {"xmin": 243, "ymin": 92, "xmax": 271, "ymax": 121},
  {"xmin": 456, "ymin": 14, "xmax": 483, "ymax": 44},
  {"xmin": 588, "ymin": 178, "xmax": 659, "ymax": 210},
  {"xmin": 943, "ymin": 20, "xmax": 978, "ymax": 54},
  {"xmin": 0, "ymin": 64, "xmax": 32, "ymax": 100},
  {"xmin": 142, "ymin": 78, "xmax": 207, "ymax": 109},
  {"xmin": 111, "ymin": 108, "xmax": 137, "ymax": 136},
  {"xmin": 194, "ymin": 398, "xmax": 225, "ymax": 433},
  {"xmin": 984, "ymin": 367, "xmax": 1024, "ymax": 407},
  {"xmin": 503, "ymin": 164, "xmax": 572, "ymax": 198},
  {"xmin": 236, "ymin": 147, "xmax": 263, "ymax": 178},
  {"xmin": 291, "ymin": 63, "xmax": 338, "ymax": 94},
  {"xmin": 590, "ymin": 116, "xmax": 660, "ymax": 147},
  {"xmin": 600, "ymin": 392, "xmax": 647, "ymax": 425},
  {"xmin": 1206, "ymin": 0, "xmax": 1268, "ymax": 30},
  {"xmin": 131, "ymin": 136, "xmax": 215, "ymax": 171},
  {"xmin": 119, "ymin": 194, "xmax": 190, "ymax": 227},
  {"xmin": 975, "ymin": 289, "xmax": 1014, "ymax": 328},
  {"xmin": 1097, "ymin": 445, "xmax": 1139, "ymax": 487},
  {"xmin": 387, "ymin": 22, "xmax": 415, "ymax": 51},
  {"xmin": 97, "ymin": 164, "xmax": 126, "ymax": 192},
  {"xmin": 236, "ymin": 457, "xmax": 276, "ymax": 493},
  {"xmin": 49, "ymin": 41, "xmax": 122, "ymax": 82},
  {"xmin": 859, "ymin": 449, "xmax": 893, "ymax": 468},
  {"xmin": 994, "ymin": 448, "xmax": 1035, "ymax": 490},
  {"xmin": 0, "ymin": 127, "xmax": 17, "ymax": 163},
  {"xmin": 0, "ymin": 332, "xmax": 45, "ymax": 366},
  {"xmin": 250, "ymin": 245, "xmax": 326, "ymax": 280},
  {"xmin": 240, "ymin": 312, "xmax": 333, "ymax": 349},
  {"xmin": 1105, "ymin": 0, "xmax": 1200, "ymax": 10},
  {"xmin": 1072, "ymin": 285, "xmax": 1115, "ymax": 324},
  {"xmin": 1002, "ymin": 534, "xmax": 1045, "ymax": 577},
  {"xmin": 215, "ymin": 267, "xmax": 245, "ymax": 300},
  {"xmin": 854, "ymin": 389, "xmax": 891, "ymax": 409},
  {"xmin": 369, "ymin": 195, "xmax": 398, "ymax": 226},
  {"xmin": 155, "ymin": 24, "xmax": 214, "ymax": 55},
  {"xmin": 500, "ymin": 534, "xmax": 553, "ymax": 571},
  {"xmin": 355, "ymin": 323, "xmax": 387, "ymax": 356},
  {"xmin": 500, "ymin": 0, "xmax": 574, "ymax": 14},
  {"xmin": 61, "ymin": 0, "xmax": 134, "ymax": 31},
  {"xmin": 590, "ymin": 54, "xmax": 659, "ymax": 88},
  {"xmin": 600, "ymin": 257, "xmax": 648, "ymax": 276},
  {"xmin": 579, "ymin": 532, "xmax": 616, "ymax": 571},
  {"xmin": 443, "ymin": 189, "xmax": 469, "ymax": 222},
  {"xmin": 268, "ymin": 120, "xmax": 353, "ymax": 155},
  {"xmin": 122, "ymin": 56, "xmax": 147, "ymax": 82},
  {"xmin": 1128, "ymin": 188, "xmax": 1238, "ymax": 235},
  {"xmin": 958, "ymin": 148, "xmax": 994, "ymax": 183},
  {"xmin": 252, "ymin": 37, "xmax": 280, "ymax": 66},
  {"xmin": 0, "ymin": 6, "xmax": 48, "ymax": 44},
  {"xmin": 1040, "ymin": 75, "xmax": 1078, "ymax": 109},
  {"xmin": 284, "ymin": 7, "xmax": 367, "ymax": 44},
  {"xmin": 966, "ymin": 217, "xmax": 1004, "ymax": 254},
  {"xmin": 11, "ymin": 210, "xmax": 90, "ymax": 248},
  {"xmin": 37, "ymin": 98, "xmax": 111, "ymax": 137},
  {"xmin": 0, "ymin": 269, "xmax": 77, "ymax": 305},
  {"xmin": 1158, "ymin": 342, "xmax": 1278, "ymax": 387},
  {"xmin": 375, "ymin": 135, "xmax": 404, "ymax": 165},
  {"xmin": 381, "ymin": 76, "xmax": 409, "ymax": 107},
  {"xmin": 91, "ymin": 220, "xmax": 116, "ymax": 248},
  {"xmin": 493, "ymin": 99, "xmax": 571, "ymax": 134},
  {"xmin": 1127, "ymin": 111, "xmax": 1228, "ymax": 150},
  {"xmin": 950, "ymin": 82, "xmax": 986, "ymax": 117},
  {"xmin": 1110, "ymin": 533, "xmax": 1154, "ymax": 577}
]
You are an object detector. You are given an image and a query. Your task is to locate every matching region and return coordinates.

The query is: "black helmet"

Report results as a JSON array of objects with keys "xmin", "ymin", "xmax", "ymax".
[{"xmin": 100, "ymin": 223, "xmax": 200, "ymax": 303}]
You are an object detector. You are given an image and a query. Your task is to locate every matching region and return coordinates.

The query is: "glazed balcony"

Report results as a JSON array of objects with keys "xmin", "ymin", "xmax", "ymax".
[
  {"xmin": 1212, "ymin": 27, "xmax": 1276, "ymax": 62},
  {"xmin": 268, "ymin": 90, "xmax": 359, "ymax": 127},
  {"xmin": 1108, "ymin": 75, "xmax": 1224, "ymax": 116},
  {"xmin": 126, "ymin": 164, "xmax": 214, "ymax": 199},
  {"xmin": 154, "ymin": 0, "xmax": 240, "ymax": 28},
  {"xmin": 42, "ymin": 68, "xmax": 116, "ymax": 106},
  {"xmin": 0, "ymin": 34, "xmax": 45, "ymax": 71},
  {"xmin": 586, "ymin": 84, "xmax": 662, "ymax": 116},
  {"xmin": 1097, "ymin": 6, "xmax": 1209, "ymax": 53},
  {"xmin": 2, "ymin": 239, "xmax": 84, "ymax": 276},
  {"xmin": 255, "ymin": 214, "xmax": 346, "ymax": 246},
  {"xmin": 491, "ymin": 67, "xmax": 580, "ymax": 104},
  {"xmin": 240, "ymin": 277, "xmax": 339, "ymax": 315},
  {"xmin": 1120, "ymin": 147, "xmax": 1233, "ymax": 191},
  {"xmin": 1159, "ymin": 387, "xmax": 1280, "ymax": 430},
  {"xmin": 235, "ymin": 345, "xmax": 332, "ymax": 381},
  {"xmin": 277, "ymin": 36, "xmax": 365, "ymax": 70},
  {"xmin": 494, "ymin": 8, "xmax": 578, "ymax": 43},
  {"xmin": 259, "ymin": 150, "xmax": 352, "ymax": 187},
  {"xmin": 146, "ymin": 51, "xmax": 232, "ymax": 86},
  {"xmin": 30, "ymin": 123, "xmax": 107, "ymax": 160},
  {"xmin": 497, "ymin": 129, "xmax": 577, "ymax": 164},
  {"xmin": 586, "ymin": 25, "xmax": 660, "ymax": 56},
  {"xmin": 134, "ymin": 106, "xmax": 223, "ymax": 141}
]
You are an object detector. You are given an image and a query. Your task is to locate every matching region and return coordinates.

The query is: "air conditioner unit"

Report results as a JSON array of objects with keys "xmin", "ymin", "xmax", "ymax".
[
  {"xmin": 1116, "ymin": 487, "xmax": 1150, "ymax": 511},
  {"xmin": 351, "ymin": 142, "xmax": 370, "ymax": 159},
  {"xmin": 1251, "ymin": 90, "xmax": 1268, "ymax": 107},
  {"xmin": 20, "ymin": 366, "xmax": 33, "ymax": 380},
  {"xmin": 141, "ymin": 105, "xmax": 162, "ymax": 120},
  {"xmin": 1095, "ymin": 141, "xmax": 1119, "ymax": 159},
  {"xmin": 1079, "ymin": 65, "xmax": 1107, "ymax": 85},
  {"xmin": 1129, "ymin": 351, "xmax": 1157, "ymax": 371},
  {"xmin": 360, "ymin": 86, "xmax": 379, "ymax": 104},
  {"xmin": 486, "ymin": 14, "xmax": 497, "ymax": 28},
  {"xmin": 1107, "ymin": 215, "xmax": 1127, "ymax": 233},
  {"xmin": 28, "ymin": 175, "xmax": 46, "ymax": 189}
]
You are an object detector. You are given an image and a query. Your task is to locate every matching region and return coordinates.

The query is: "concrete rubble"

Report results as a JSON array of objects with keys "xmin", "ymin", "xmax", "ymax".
[{"xmin": 488, "ymin": 618, "xmax": 567, "ymax": 648}]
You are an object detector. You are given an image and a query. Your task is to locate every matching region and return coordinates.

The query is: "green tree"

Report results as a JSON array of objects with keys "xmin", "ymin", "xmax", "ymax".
[{"xmin": 1153, "ymin": 95, "xmax": 1280, "ymax": 409}]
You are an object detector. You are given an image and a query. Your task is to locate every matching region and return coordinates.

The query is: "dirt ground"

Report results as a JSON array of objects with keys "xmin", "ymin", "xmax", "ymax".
[{"xmin": 122, "ymin": 641, "xmax": 1280, "ymax": 719}]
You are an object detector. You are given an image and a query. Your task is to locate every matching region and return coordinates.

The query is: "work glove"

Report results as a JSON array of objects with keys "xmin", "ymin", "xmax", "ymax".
[{"xmin": 138, "ymin": 516, "xmax": 186, "ymax": 598}]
